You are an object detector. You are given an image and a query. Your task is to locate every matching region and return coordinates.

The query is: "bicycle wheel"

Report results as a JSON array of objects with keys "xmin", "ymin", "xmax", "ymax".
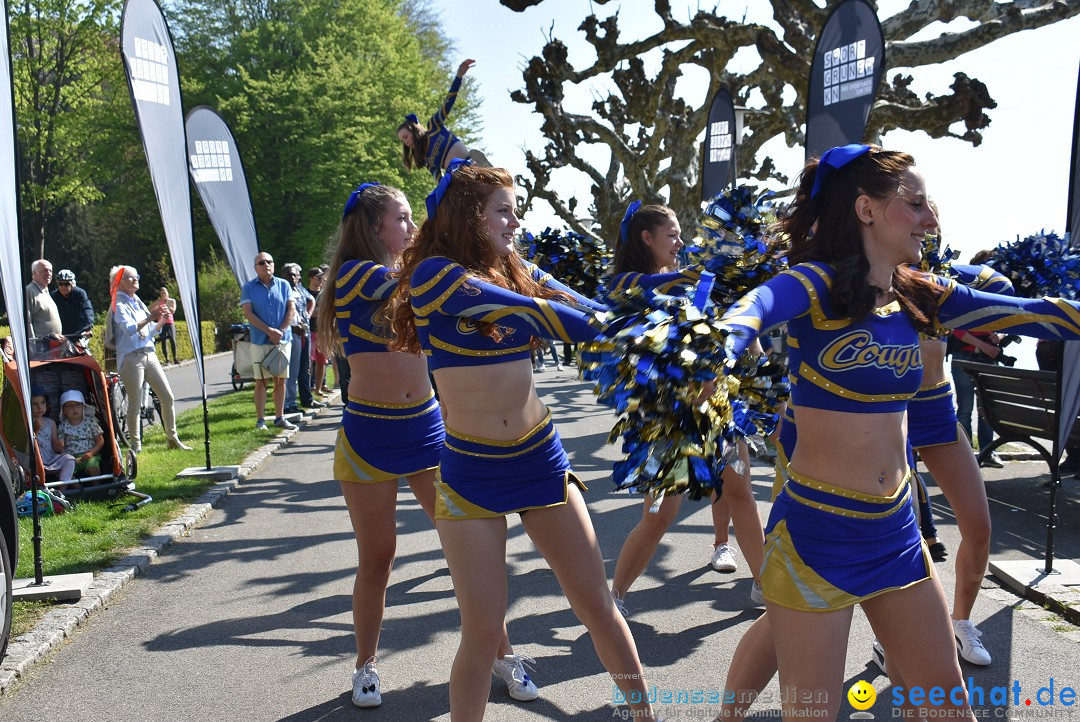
[{"xmin": 109, "ymin": 377, "xmax": 131, "ymax": 447}]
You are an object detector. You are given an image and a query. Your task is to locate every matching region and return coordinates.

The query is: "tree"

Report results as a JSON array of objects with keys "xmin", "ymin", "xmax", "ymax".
[
  {"xmin": 9, "ymin": 0, "xmax": 127, "ymax": 261},
  {"xmin": 170, "ymin": 0, "xmax": 478, "ymax": 272},
  {"xmin": 503, "ymin": 0, "xmax": 1080, "ymax": 244}
]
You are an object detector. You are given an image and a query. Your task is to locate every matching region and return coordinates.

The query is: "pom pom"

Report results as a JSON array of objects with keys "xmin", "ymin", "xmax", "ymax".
[
  {"xmin": 988, "ymin": 231, "xmax": 1080, "ymax": 300},
  {"xmin": 524, "ymin": 227, "xmax": 610, "ymax": 299},
  {"xmin": 579, "ymin": 283, "xmax": 786, "ymax": 498},
  {"xmin": 684, "ymin": 186, "xmax": 788, "ymax": 308},
  {"xmin": 915, "ymin": 233, "xmax": 960, "ymax": 279}
]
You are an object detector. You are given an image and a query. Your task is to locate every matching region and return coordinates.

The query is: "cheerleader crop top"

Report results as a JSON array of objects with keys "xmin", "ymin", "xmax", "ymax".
[
  {"xmin": 335, "ymin": 259, "xmax": 398, "ymax": 354},
  {"xmin": 410, "ymin": 256, "xmax": 606, "ymax": 370},
  {"xmin": 722, "ymin": 261, "xmax": 1080, "ymax": 413}
]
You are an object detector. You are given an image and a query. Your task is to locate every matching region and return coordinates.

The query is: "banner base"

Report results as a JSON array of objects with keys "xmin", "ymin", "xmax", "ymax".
[
  {"xmin": 175, "ymin": 465, "xmax": 239, "ymax": 481},
  {"xmin": 13, "ymin": 573, "xmax": 94, "ymax": 602}
]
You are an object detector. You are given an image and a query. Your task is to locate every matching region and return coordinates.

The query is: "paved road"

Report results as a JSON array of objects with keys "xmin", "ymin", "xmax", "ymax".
[
  {"xmin": 168, "ymin": 352, "xmax": 243, "ymax": 416},
  {"xmin": 1, "ymin": 371, "xmax": 1079, "ymax": 721}
]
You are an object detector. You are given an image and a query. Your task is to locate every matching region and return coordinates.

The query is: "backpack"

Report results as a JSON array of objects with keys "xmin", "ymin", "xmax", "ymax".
[{"xmin": 103, "ymin": 308, "xmax": 117, "ymax": 350}]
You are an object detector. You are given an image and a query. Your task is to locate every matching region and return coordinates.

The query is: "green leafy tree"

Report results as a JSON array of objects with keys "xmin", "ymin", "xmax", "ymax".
[
  {"xmin": 10, "ymin": 0, "xmax": 126, "ymax": 261},
  {"xmin": 170, "ymin": 0, "xmax": 479, "ymax": 271}
]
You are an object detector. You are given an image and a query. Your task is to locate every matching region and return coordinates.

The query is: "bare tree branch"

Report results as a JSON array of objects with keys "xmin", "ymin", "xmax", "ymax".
[{"xmin": 504, "ymin": 0, "xmax": 1077, "ymax": 241}]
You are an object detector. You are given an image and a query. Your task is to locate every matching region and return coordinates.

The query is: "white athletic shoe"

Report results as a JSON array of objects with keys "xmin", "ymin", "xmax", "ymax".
[
  {"xmin": 954, "ymin": 619, "xmax": 992, "ymax": 665},
  {"xmin": 710, "ymin": 543, "xmax": 738, "ymax": 572},
  {"xmin": 492, "ymin": 654, "xmax": 539, "ymax": 701},
  {"xmin": 611, "ymin": 589, "xmax": 629, "ymax": 618},
  {"xmin": 871, "ymin": 639, "xmax": 887, "ymax": 674},
  {"xmin": 351, "ymin": 656, "xmax": 381, "ymax": 708},
  {"xmin": 749, "ymin": 580, "xmax": 765, "ymax": 606}
]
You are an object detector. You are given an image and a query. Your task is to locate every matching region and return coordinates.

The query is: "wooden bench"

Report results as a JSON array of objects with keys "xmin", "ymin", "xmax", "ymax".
[{"xmin": 953, "ymin": 359, "xmax": 1080, "ymax": 468}]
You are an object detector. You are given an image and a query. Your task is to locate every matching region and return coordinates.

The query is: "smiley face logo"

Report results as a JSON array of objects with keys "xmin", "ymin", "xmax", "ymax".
[{"xmin": 847, "ymin": 680, "xmax": 876, "ymax": 711}]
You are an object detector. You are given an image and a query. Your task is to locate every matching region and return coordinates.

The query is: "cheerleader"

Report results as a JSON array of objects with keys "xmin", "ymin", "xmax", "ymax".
[
  {"xmin": 390, "ymin": 161, "xmax": 659, "ymax": 720},
  {"xmin": 605, "ymin": 202, "xmax": 765, "ymax": 613},
  {"xmin": 316, "ymin": 182, "xmax": 535, "ymax": 710}
]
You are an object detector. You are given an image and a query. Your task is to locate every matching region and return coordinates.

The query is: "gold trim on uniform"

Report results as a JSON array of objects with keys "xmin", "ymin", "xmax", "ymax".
[
  {"xmin": 445, "ymin": 412, "xmax": 552, "ymax": 446},
  {"xmin": 428, "ymin": 334, "xmax": 532, "ymax": 357},
  {"xmin": 798, "ymin": 363, "xmax": 918, "ymax": 403}
]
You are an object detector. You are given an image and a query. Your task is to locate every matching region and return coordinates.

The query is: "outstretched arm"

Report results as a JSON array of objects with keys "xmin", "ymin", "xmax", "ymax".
[
  {"xmin": 523, "ymin": 260, "xmax": 607, "ymax": 312},
  {"xmin": 721, "ymin": 268, "xmax": 815, "ymax": 356},
  {"xmin": 936, "ymin": 278, "xmax": 1080, "ymax": 340},
  {"xmin": 431, "ymin": 61, "xmax": 473, "ymax": 127},
  {"xmin": 609, "ymin": 266, "xmax": 704, "ymax": 296},
  {"xmin": 412, "ymin": 258, "xmax": 602, "ymax": 343}
]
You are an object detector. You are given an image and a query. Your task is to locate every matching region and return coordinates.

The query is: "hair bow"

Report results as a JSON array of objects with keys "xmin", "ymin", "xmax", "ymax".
[
  {"xmin": 342, "ymin": 182, "xmax": 381, "ymax": 220},
  {"xmin": 425, "ymin": 158, "xmax": 473, "ymax": 219},
  {"xmin": 619, "ymin": 200, "xmax": 642, "ymax": 246},
  {"xmin": 404, "ymin": 113, "xmax": 419, "ymax": 125},
  {"xmin": 810, "ymin": 144, "xmax": 871, "ymax": 199}
]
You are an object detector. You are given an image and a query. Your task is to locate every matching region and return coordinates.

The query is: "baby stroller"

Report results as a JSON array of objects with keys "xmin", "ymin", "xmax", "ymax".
[
  {"xmin": 4, "ymin": 337, "xmax": 148, "ymax": 512},
  {"xmin": 228, "ymin": 323, "xmax": 254, "ymax": 391}
]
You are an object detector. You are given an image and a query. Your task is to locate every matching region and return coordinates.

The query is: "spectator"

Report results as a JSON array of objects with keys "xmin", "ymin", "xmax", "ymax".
[
  {"xmin": 154, "ymin": 287, "xmax": 178, "ymax": 364},
  {"xmin": 307, "ymin": 267, "xmax": 331, "ymax": 396},
  {"xmin": 51, "ymin": 269, "xmax": 95, "ymax": 346},
  {"xmin": 281, "ymin": 262, "xmax": 323, "ymax": 414},
  {"xmin": 26, "ymin": 259, "xmax": 63, "ymax": 338},
  {"xmin": 240, "ymin": 252, "xmax": 297, "ymax": 431},
  {"xmin": 109, "ymin": 265, "xmax": 191, "ymax": 453},
  {"xmin": 58, "ymin": 389, "xmax": 104, "ymax": 478}
]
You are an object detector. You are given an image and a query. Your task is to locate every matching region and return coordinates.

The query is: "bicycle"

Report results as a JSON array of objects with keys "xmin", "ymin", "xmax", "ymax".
[{"xmin": 106, "ymin": 372, "xmax": 161, "ymax": 448}]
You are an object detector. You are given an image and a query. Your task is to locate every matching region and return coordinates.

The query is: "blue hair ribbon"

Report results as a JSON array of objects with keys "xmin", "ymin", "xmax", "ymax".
[
  {"xmin": 619, "ymin": 200, "xmax": 642, "ymax": 246},
  {"xmin": 342, "ymin": 182, "xmax": 381, "ymax": 220},
  {"xmin": 425, "ymin": 158, "xmax": 473, "ymax": 219},
  {"xmin": 810, "ymin": 143, "xmax": 871, "ymax": 199},
  {"xmin": 404, "ymin": 113, "xmax": 419, "ymax": 125}
]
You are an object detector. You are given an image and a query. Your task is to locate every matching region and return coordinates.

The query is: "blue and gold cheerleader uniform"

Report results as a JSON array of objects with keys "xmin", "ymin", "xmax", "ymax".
[
  {"xmin": 909, "ymin": 264, "xmax": 1015, "ymax": 449},
  {"xmin": 410, "ymin": 257, "xmax": 606, "ymax": 520},
  {"xmin": 723, "ymin": 261, "xmax": 1080, "ymax": 611},
  {"xmin": 333, "ymin": 259, "xmax": 446, "ymax": 484},
  {"xmin": 420, "ymin": 76, "xmax": 465, "ymax": 180}
]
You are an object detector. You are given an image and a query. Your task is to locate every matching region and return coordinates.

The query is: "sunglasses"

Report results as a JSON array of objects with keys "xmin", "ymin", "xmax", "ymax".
[
  {"xmin": 57, "ymin": 281, "xmax": 72, "ymax": 287},
  {"xmin": 257, "ymin": 259, "xmax": 274, "ymax": 266}
]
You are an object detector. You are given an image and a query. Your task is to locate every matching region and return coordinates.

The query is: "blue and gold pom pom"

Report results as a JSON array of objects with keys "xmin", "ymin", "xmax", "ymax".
[
  {"xmin": 988, "ymin": 230, "xmax": 1080, "ymax": 300},
  {"xmin": 524, "ymin": 227, "xmax": 610, "ymax": 299},
  {"xmin": 684, "ymin": 186, "xmax": 788, "ymax": 308}
]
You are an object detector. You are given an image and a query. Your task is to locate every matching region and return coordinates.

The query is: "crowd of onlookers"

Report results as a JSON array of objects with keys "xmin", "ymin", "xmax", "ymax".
[{"xmin": 19, "ymin": 254, "xmax": 345, "ymax": 453}]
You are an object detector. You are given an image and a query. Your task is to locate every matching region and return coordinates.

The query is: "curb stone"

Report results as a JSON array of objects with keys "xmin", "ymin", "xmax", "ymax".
[{"xmin": 0, "ymin": 393, "xmax": 341, "ymax": 696}]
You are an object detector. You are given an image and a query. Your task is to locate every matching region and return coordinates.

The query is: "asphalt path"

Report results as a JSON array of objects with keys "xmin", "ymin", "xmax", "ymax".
[{"xmin": 1, "ymin": 369, "xmax": 1079, "ymax": 721}]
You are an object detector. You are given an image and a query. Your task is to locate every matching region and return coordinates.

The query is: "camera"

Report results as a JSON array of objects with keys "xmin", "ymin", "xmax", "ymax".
[{"xmin": 998, "ymin": 334, "xmax": 1021, "ymax": 349}]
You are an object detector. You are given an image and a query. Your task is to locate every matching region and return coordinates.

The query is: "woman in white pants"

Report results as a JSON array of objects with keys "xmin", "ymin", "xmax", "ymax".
[{"xmin": 109, "ymin": 265, "xmax": 191, "ymax": 453}]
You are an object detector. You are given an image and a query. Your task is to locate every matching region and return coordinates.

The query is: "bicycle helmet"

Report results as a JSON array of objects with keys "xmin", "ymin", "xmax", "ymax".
[{"xmin": 56, "ymin": 269, "xmax": 76, "ymax": 284}]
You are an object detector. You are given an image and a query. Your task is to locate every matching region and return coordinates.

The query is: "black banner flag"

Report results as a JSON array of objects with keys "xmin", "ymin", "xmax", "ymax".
[
  {"xmin": 700, "ymin": 88, "xmax": 736, "ymax": 201},
  {"xmin": 186, "ymin": 106, "xmax": 259, "ymax": 287},
  {"xmin": 805, "ymin": 0, "xmax": 885, "ymax": 159},
  {"xmin": 120, "ymin": 0, "xmax": 204, "ymax": 387}
]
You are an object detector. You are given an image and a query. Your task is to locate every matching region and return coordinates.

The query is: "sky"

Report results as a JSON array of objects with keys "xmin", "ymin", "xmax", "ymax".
[{"xmin": 439, "ymin": 0, "xmax": 1080, "ymax": 368}]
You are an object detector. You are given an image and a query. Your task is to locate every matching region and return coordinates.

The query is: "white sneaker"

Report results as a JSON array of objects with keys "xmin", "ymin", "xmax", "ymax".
[
  {"xmin": 710, "ymin": 543, "xmax": 738, "ymax": 572},
  {"xmin": 871, "ymin": 639, "xmax": 887, "ymax": 674},
  {"xmin": 492, "ymin": 654, "xmax": 539, "ymax": 701},
  {"xmin": 351, "ymin": 656, "xmax": 381, "ymax": 708},
  {"xmin": 611, "ymin": 590, "xmax": 629, "ymax": 618},
  {"xmin": 556, "ymin": 364, "xmax": 564, "ymax": 371},
  {"xmin": 954, "ymin": 619, "xmax": 992, "ymax": 665},
  {"xmin": 749, "ymin": 580, "xmax": 765, "ymax": 606}
]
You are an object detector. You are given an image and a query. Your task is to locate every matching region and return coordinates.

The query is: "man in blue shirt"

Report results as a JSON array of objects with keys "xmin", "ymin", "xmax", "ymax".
[{"xmin": 240, "ymin": 252, "xmax": 297, "ymax": 431}]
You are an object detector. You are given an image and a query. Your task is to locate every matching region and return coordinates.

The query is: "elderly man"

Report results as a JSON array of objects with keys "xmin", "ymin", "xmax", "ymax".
[
  {"xmin": 51, "ymin": 269, "xmax": 95, "ymax": 344},
  {"xmin": 26, "ymin": 259, "xmax": 63, "ymax": 338},
  {"xmin": 240, "ymin": 252, "xmax": 297, "ymax": 431}
]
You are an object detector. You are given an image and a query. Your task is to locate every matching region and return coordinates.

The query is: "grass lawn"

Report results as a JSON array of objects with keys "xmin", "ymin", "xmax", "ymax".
[{"xmin": 11, "ymin": 385, "xmax": 335, "ymax": 637}]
